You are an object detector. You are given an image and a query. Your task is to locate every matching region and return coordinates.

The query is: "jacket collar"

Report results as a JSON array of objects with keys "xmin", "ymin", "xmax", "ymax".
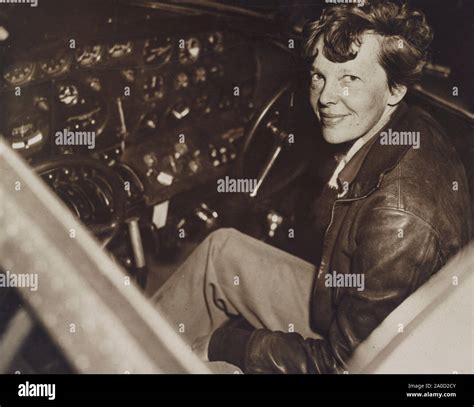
[{"xmin": 338, "ymin": 101, "xmax": 413, "ymax": 199}]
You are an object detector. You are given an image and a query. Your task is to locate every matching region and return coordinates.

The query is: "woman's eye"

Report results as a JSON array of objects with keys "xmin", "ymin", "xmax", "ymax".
[
  {"xmin": 311, "ymin": 73, "xmax": 323, "ymax": 82},
  {"xmin": 343, "ymin": 75, "xmax": 360, "ymax": 83}
]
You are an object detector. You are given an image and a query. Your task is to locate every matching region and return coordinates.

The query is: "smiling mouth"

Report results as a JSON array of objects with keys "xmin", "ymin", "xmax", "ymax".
[{"xmin": 320, "ymin": 113, "xmax": 348, "ymax": 127}]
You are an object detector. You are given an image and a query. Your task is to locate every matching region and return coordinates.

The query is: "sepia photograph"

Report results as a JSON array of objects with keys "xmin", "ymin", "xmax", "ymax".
[{"xmin": 0, "ymin": 0, "xmax": 473, "ymax": 400}]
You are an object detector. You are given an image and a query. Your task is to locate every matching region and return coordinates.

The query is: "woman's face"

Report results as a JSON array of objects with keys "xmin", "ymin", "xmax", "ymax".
[{"xmin": 309, "ymin": 33, "xmax": 400, "ymax": 144}]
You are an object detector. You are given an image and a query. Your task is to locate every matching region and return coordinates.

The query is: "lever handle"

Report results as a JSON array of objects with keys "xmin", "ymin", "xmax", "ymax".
[{"xmin": 250, "ymin": 144, "xmax": 282, "ymax": 198}]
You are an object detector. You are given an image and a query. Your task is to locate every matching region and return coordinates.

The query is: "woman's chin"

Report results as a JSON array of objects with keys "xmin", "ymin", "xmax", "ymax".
[{"xmin": 322, "ymin": 130, "xmax": 348, "ymax": 145}]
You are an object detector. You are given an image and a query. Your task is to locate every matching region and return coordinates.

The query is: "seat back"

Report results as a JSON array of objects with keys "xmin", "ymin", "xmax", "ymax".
[
  {"xmin": 347, "ymin": 243, "xmax": 474, "ymax": 374},
  {"xmin": 405, "ymin": 90, "xmax": 474, "ymax": 221}
]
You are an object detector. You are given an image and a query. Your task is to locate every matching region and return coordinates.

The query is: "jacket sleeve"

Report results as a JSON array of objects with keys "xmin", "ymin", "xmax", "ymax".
[{"xmin": 210, "ymin": 208, "xmax": 444, "ymax": 374}]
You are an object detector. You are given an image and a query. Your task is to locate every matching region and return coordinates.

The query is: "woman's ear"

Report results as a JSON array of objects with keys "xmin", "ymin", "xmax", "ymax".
[{"xmin": 387, "ymin": 84, "xmax": 407, "ymax": 106}]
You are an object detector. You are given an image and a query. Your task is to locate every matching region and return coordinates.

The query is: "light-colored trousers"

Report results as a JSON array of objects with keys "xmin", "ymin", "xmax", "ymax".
[{"xmin": 151, "ymin": 228, "xmax": 320, "ymax": 371}]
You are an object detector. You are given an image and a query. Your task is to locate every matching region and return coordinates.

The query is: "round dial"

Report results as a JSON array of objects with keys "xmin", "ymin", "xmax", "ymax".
[
  {"xmin": 55, "ymin": 81, "xmax": 108, "ymax": 139},
  {"xmin": 143, "ymin": 37, "xmax": 172, "ymax": 66},
  {"xmin": 4, "ymin": 62, "xmax": 36, "ymax": 86},
  {"xmin": 58, "ymin": 84, "xmax": 80, "ymax": 106},
  {"xmin": 108, "ymin": 42, "xmax": 133, "ymax": 58},
  {"xmin": 76, "ymin": 45, "xmax": 103, "ymax": 67},
  {"xmin": 8, "ymin": 113, "xmax": 49, "ymax": 154},
  {"xmin": 39, "ymin": 51, "xmax": 72, "ymax": 77},
  {"xmin": 179, "ymin": 37, "xmax": 201, "ymax": 65}
]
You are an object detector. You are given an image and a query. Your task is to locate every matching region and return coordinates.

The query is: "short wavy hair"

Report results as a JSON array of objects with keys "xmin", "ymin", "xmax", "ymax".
[{"xmin": 302, "ymin": 0, "xmax": 433, "ymax": 91}]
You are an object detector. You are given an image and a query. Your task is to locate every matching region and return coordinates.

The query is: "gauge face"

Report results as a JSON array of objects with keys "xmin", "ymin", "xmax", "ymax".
[
  {"xmin": 143, "ymin": 37, "xmax": 172, "ymax": 66},
  {"xmin": 174, "ymin": 72, "xmax": 189, "ymax": 90},
  {"xmin": 11, "ymin": 123, "xmax": 45, "ymax": 149},
  {"xmin": 65, "ymin": 106, "xmax": 107, "ymax": 136},
  {"xmin": 179, "ymin": 37, "xmax": 201, "ymax": 65},
  {"xmin": 3, "ymin": 62, "xmax": 36, "ymax": 86},
  {"xmin": 142, "ymin": 73, "xmax": 164, "ymax": 102},
  {"xmin": 55, "ymin": 81, "xmax": 108, "ymax": 138},
  {"xmin": 208, "ymin": 31, "xmax": 224, "ymax": 53},
  {"xmin": 39, "ymin": 51, "xmax": 72, "ymax": 77},
  {"xmin": 8, "ymin": 114, "xmax": 49, "ymax": 154},
  {"xmin": 58, "ymin": 84, "xmax": 80, "ymax": 106},
  {"xmin": 76, "ymin": 45, "xmax": 103, "ymax": 67},
  {"xmin": 108, "ymin": 42, "xmax": 133, "ymax": 58}
]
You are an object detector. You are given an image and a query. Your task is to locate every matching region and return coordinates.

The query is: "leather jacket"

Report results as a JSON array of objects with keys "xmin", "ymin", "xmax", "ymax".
[{"xmin": 211, "ymin": 101, "xmax": 472, "ymax": 373}]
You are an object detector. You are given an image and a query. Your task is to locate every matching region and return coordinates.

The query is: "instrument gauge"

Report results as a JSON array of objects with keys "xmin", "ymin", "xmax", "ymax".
[
  {"xmin": 39, "ymin": 51, "xmax": 72, "ymax": 77},
  {"xmin": 58, "ymin": 84, "xmax": 80, "ymax": 106},
  {"xmin": 76, "ymin": 45, "xmax": 103, "ymax": 67},
  {"xmin": 143, "ymin": 37, "xmax": 172, "ymax": 66},
  {"xmin": 108, "ymin": 42, "xmax": 133, "ymax": 58},
  {"xmin": 3, "ymin": 62, "xmax": 36, "ymax": 86},
  {"xmin": 179, "ymin": 37, "xmax": 201, "ymax": 65},
  {"xmin": 55, "ymin": 81, "xmax": 108, "ymax": 139},
  {"xmin": 7, "ymin": 113, "xmax": 49, "ymax": 155}
]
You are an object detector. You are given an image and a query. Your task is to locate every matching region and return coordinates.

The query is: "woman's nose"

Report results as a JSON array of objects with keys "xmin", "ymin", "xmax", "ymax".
[{"xmin": 318, "ymin": 80, "xmax": 340, "ymax": 106}]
